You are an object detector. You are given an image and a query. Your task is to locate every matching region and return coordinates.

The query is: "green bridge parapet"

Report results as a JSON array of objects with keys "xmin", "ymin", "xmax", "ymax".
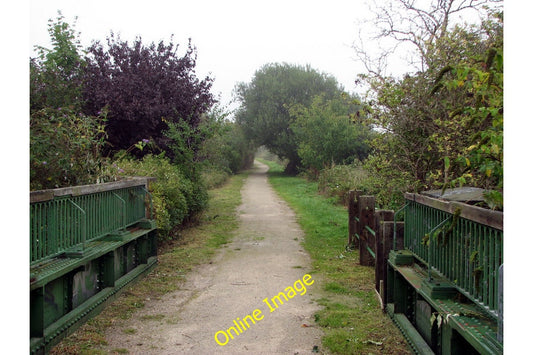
[
  {"xmin": 30, "ymin": 177, "xmax": 158, "ymax": 354},
  {"xmin": 347, "ymin": 187, "xmax": 503, "ymax": 354}
]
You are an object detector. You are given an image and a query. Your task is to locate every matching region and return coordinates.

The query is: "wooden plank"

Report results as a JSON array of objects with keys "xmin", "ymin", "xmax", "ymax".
[
  {"xmin": 31, "ymin": 177, "xmax": 156, "ymax": 203},
  {"xmin": 375, "ymin": 211, "xmax": 394, "ymax": 293},
  {"xmin": 404, "ymin": 193, "xmax": 502, "ymax": 231}
]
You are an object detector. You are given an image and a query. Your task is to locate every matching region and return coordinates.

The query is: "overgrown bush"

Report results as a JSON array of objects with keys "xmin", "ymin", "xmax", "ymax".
[
  {"xmin": 360, "ymin": 155, "xmax": 417, "ymax": 210},
  {"xmin": 197, "ymin": 108, "xmax": 255, "ymax": 176},
  {"xmin": 317, "ymin": 160, "xmax": 415, "ymax": 210},
  {"xmin": 106, "ymin": 153, "xmax": 206, "ymax": 240},
  {"xmin": 200, "ymin": 164, "xmax": 231, "ymax": 189},
  {"xmin": 317, "ymin": 164, "xmax": 368, "ymax": 205},
  {"xmin": 30, "ymin": 107, "xmax": 108, "ymax": 190}
]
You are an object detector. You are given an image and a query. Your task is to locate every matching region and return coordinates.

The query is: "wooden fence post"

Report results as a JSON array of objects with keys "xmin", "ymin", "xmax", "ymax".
[
  {"xmin": 380, "ymin": 220, "xmax": 396, "ymax": 306},
  {"xmin": 375, "ymin": 211, "xmax": 394, "ymax": 295},
  {"xmin": 358, "ymin": 195, "xmax": 375, "ymax": 266},
  {"xmin": 394, "ymin": 222, "xmax": 404, "ymax": 251},
  {"xmin": 348, "ymin": 190, "xmax": 362, "ymax": 248}
]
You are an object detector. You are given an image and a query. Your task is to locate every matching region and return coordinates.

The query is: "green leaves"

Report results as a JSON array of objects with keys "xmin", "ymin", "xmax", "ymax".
[
  {"xmin": 358, "ymin": 9, "xmax": 503, "ymax": 208},
  {"xmin": 290, "ymin": 94, "xmax": 371, "ymax": 172},
  {"xmin": 235, "ymin": 63, "xmax": 345, "ymax": 173},
  {"xmin": 31, "ymin": 11, "xmax": 85, "ymax": 111},
  {"xmin": 30, "ymin": 107, "xmax": 108, "ymax": 190}
]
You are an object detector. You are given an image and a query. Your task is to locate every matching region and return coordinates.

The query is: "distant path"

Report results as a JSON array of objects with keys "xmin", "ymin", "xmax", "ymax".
[{"xmin": 103, "ymin": 160, "xmax": 323, "ymax": 354}]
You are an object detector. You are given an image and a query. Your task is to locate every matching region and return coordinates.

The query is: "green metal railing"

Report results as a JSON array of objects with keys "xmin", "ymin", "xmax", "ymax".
[
  {"xmin": 30, "ymin": 184, "xmax": 149, "ymax": 265},
  {"xmin": 403, "ymin": 194, "xmax": 503, "ymax": 317}
]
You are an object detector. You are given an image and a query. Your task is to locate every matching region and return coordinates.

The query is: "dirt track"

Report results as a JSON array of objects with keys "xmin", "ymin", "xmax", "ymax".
[{"xmin": 104, "ymin": 161, "xmax": 323, "ymax": 354}]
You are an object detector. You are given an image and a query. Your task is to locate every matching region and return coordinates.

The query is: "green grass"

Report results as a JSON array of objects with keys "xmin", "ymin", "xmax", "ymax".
[
  {"xmin": 258, "ymin": 158, "xmax": 410, "ymax": 355},
  {"xmin": 50, "ymin": 171, "xmax": 249, "ymax": 355}
]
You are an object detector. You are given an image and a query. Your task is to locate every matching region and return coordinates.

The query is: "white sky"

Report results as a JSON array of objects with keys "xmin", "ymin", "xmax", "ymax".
[{"xmin": 30, "ymin": 0, "xmax": 376, "ymax": 112}]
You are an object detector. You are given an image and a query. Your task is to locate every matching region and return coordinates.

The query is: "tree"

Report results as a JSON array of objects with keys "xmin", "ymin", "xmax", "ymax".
[
  {"xmin": 198, "ymin": 105, "xmax": 254, "ymax": 174},
  {"xmin": 355, "ymin": 2, "xmax": 503, "ymax": 205},
  {"xmin": 83, "ymin": 35, "xmax": 216, "ymax": 156},
  {"xmin": 30, "ymin": 11, "xmax": 86, "ymax": 111},
  {"xmin": 353, "ymin": 0, "xmax": 503, "ymax": 77},
  {"xmin": 432, "ymin": 11, "xmax": 503, "ymax": 206},
  {"xmin": 30, "ymin": 13, "xmax": 108, "ymax": 190},
  {"xmin": 290, "ymin": 94, "xmax": 372, "ymax": 174},
  {"xmin": 235, "ymin": 63, "xmax": 344, "ymax": 174}
]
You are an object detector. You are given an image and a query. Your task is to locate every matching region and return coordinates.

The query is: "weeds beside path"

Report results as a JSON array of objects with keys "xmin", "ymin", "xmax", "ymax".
[{"xmin": 259, "ymin": 159, "xmax": 411, "ymax": 354}]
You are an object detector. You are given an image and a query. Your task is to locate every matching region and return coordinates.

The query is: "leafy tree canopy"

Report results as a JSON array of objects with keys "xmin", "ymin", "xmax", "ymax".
[
  {"xmin": 235, "ymin": 63, "xmax": 345, "ymax": 174},
  {"xmin": 30, "ymin": 11, "xmax": 86, "ymax": 111},
  {"xmin": 360, "ymin": 6, "xmax": 503, "ymax": 208},
  {"xmin": 290, "ymin": 94, "xmax": 373, "ymax": 174},
  {"xmin": 83, "ymin": 34, "xmax": 216, "ymax": 156}
]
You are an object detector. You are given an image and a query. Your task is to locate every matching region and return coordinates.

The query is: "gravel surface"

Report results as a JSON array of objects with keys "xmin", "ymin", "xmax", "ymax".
[{"xmin": 103, "ymin": 161, "xmax": 323, "ymax": 354}]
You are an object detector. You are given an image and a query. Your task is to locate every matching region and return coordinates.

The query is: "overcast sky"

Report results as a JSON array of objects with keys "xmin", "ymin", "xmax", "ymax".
[
  {"xmin": 3, "ymin": 1, "xmax": 532, "ymax": 351},
  {"xmin": 30, "ymin": 0, "xmax": 380, "ymax": 111}
]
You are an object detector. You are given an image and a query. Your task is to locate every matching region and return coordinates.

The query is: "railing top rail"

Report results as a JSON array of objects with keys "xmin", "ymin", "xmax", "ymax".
[
  {"xmin": 30, "ymin": 177, "xmax": 156, "ymax": 204},
  {"xmin": 404, "ymin": 192, "xmax": 503, "ymax": 231}
]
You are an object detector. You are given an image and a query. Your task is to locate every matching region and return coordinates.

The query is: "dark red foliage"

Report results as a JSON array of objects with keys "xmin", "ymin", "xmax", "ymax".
[{"xmin": 83, "ymin": 34, "xmax": 216, "ymax": 155}]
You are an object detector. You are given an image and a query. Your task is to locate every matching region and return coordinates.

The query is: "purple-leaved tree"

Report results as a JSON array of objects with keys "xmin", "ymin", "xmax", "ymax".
[{"xmin": 83, "ymin": 34, "xmax": 216, "ymax": 156}]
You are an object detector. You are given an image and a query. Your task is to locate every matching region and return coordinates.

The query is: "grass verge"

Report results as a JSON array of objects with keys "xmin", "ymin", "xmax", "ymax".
[
  {"xmin": 258, "ymin": 159, "xmax": 411, "ymax": 355},
  {"xmin": 50, "ymin": 172, "xmax": 249, "ymax": 355}
]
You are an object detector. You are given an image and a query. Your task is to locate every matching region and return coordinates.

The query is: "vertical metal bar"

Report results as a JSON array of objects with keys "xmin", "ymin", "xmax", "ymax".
[
  {"xmin": 393, "ymin": 204, "xmax": 407, "ymax": 251},
  {"xmin": 69, "ymin": 200, "xmax": 86, "ymax": 250},
  {"xmin": 40, "ymin": 203, "xmax": 46, "ymax": 260},
  {"xmin": 482, "ymin": 224, "xmax": 486, "ymax": 303},
  {"xmin": 495, "ymin": 230, "xmax": 501, "ymax": 312},
  {"xmin": 85, "ymin": 195, "xmax": 91, "ymax": 241},
  {"xmin": 490, "ymin": 227, "xmax": 496, "ymax": 309},
  {"xmin": 485, "ymin": 226, "xmax": 491, "ymax": 308},
  {"xmin": 497, "ymin": 264, "xmax": 503, "ymax": 342},
  {"xmin": 56, "ymin": 199, "xmax": 62, "ymax": 254},
  {"xmin": 113, "ymin": 192, "xmax": 126, "ymax": 229},
  {"xmin": 68, "ymin": 198, "xmax": 73, "ymax": 247},
  {"xmin": 459, "ymin": 218, "xmax": 464, "ymax": 294},
  {"xmin": 437, "ymin": 213, "xmax": 447, "ymax": 273},
  {"xmin": 30, "ymin": 205, "xmax": 35, "ymax": 263},
  {"xmin": 467, "ymin": 219, "xmax": 472, "ymax": 296},
  {"xmin": 474, "ymin": 222, "xmax": 479, "ymax": 300}
]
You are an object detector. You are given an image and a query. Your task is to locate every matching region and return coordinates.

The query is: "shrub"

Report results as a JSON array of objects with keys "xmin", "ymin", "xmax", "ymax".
[
  {"xmin": 317, "ymin": 160, "xmax": 415, "ymax": 210},
  {"xmin": 197, "ymin": 109, "xmax": 255, "ymax": 176},
  {"xmin": 106, "ymin": 153, "xmax": 205, "ymax": 240},
  {"xmin": 30, "ymin": 107, "xmax": 108, "ymax": 190},
  {"xmin": 360, "ymin": 155, "xmax": 418, "ymax": 210},
  {"xmin": 200, "ymin": 164, "xmax": 231, "ymax": 189},
  {"xmin": 317, "ymin": 163, "xmax": 368, "ymax": 205}
]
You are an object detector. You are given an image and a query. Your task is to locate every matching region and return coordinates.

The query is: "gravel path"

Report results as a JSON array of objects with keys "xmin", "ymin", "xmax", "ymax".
[{"xmin": 103, "ymin": 161, "xmax": 323, "ymax": 354}]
